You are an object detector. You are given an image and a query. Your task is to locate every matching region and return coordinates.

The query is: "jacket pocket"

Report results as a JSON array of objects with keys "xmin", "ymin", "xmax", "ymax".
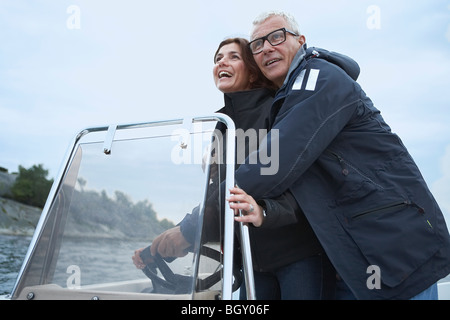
[
  {"xmin": 343, "ymin": 200, "xmax": 442, "ymax": 288},
  {"xmin": 325, "ymin": 150, "xmax": 381, "ymax": 206}
]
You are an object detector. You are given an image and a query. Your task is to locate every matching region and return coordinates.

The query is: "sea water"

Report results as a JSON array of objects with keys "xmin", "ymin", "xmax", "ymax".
[{"xmin": 0, "ymin": 235, "xmax": 32, "ymax": 295}]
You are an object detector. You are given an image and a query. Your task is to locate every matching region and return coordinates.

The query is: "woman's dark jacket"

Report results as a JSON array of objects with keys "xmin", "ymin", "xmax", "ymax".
[
  {"xmin": 180, "ymin": 88, "xmax": 324, "ymax": 272},
  {"xmin": 217, "ymin": 89, "xmax": 323, "ymax": 272}
]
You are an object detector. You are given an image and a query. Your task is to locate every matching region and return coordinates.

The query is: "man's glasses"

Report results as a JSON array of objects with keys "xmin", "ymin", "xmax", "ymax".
[{"xmin": 248, "ymin": 28, "xmax": 299, "ymax": 55}]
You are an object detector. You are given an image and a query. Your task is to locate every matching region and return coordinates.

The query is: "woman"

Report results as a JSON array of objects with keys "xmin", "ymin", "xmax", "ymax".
[{"xmin": 133, "ymin": 38, "xmax": 335, "ymax": 299}]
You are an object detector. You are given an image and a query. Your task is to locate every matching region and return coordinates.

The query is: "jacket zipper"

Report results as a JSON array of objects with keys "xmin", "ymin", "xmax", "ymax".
[
  {"xmin": 326, "ymin": 150, "xmax": 384, "ymax": 190},
  {"xmin": 333, "ymin": 153, "xmax": 349, "ymax": 176},
  {"xmin": 351, "ymin": 200, "xmax": 426, "ymax": 220}
]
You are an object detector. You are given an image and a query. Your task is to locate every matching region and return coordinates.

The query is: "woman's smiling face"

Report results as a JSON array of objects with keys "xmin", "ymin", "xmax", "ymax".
[{"xmin": 213, "ymin": 43, "xmax": 253, "ymax": 93}]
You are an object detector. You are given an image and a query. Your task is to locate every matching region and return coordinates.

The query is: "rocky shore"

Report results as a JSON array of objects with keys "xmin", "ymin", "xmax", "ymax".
[
  {"xmin": 0, "ymin": 197, "xmax": 41, "ymax": 236},
  {"xmin": 0, "ymin": 171, "xmax": 41, "ymax": 236},
  {"xmin": 0, "ymin": 170, "xmax": 171, "ymax": 239}
]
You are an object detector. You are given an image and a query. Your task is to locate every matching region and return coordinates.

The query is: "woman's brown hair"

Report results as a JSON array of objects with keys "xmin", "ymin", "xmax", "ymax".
[{"xmin": 214, "ymin": 38, "xmax": 277, "ymax": 91}]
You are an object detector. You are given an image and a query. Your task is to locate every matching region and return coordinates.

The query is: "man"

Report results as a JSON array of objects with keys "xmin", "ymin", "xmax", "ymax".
[{"xmin": 234, "ymin": 11, "xmax": 450, "ymax": 299}]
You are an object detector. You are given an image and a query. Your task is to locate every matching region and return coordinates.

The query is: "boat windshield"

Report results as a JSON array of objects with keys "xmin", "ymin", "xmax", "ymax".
[{"xmin": 11, "ymin": 118, "xmax": 232, "ymax": 300}]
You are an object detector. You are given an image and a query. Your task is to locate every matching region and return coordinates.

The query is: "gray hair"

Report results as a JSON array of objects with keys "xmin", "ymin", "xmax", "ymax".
[{"xmin": 251, "ymin": 11, "xmax": 301, "ymax": 38}]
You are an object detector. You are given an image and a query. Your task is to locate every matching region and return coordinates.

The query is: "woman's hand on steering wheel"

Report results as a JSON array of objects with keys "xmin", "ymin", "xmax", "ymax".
[
  {"xmin": 150, "ymin": 226, "xmax": 191, "ymax": 258},
  {"xmin": 132, "ymin": 226, "xmax": 191, "ymax": 270}
]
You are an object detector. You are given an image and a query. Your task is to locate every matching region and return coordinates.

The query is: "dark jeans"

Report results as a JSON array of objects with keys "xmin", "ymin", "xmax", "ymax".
[{"xmin": 240, "ymin": 253, "xmax": 336, "ymax": 300}]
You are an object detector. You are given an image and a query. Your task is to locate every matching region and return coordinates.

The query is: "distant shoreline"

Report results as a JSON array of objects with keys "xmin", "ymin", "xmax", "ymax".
[{"xmin": 0, "ymin": 197, "xmax": 41, "ymax": 237}]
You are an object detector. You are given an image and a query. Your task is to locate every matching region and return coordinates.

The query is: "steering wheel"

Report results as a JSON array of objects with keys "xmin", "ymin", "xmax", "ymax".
[{"xmin": 139, "ymin": 245, "xmax": 242, "ymax": 294}]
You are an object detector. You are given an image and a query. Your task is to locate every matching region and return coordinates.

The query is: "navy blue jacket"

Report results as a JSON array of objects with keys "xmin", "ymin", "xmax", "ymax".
[{"xmin": 235, "ymin": 45, "xmax": 450, "ymax": 299}]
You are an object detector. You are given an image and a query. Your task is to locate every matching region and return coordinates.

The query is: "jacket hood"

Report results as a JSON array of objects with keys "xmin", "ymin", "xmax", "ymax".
[
  {"xmin": 283, "ymin": 45, "xmax": 360, "ymax": 88},
  {"xmin": 308, "ymin": 46, "xmax": 360, "ymax": 81}
]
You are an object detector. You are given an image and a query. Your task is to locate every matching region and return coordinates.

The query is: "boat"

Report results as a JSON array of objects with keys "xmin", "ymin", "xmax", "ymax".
[
  {"xmin": 2, "ymin": 114, "xmax": 449, "ymax": 300},
  {"xmin": 3, "ymin": 115, "xmax": 254, "ymax": 300}
]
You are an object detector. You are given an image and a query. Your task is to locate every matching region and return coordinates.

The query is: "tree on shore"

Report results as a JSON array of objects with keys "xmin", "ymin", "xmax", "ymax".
[{"xmin": 9, "ymin": 164, "xmax": 53, "ymax": 208}]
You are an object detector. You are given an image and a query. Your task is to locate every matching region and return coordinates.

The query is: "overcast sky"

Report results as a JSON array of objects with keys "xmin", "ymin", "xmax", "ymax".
[{"xmin": 0, "ymin": 0, "xmax": 449, "ymax": 223}]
